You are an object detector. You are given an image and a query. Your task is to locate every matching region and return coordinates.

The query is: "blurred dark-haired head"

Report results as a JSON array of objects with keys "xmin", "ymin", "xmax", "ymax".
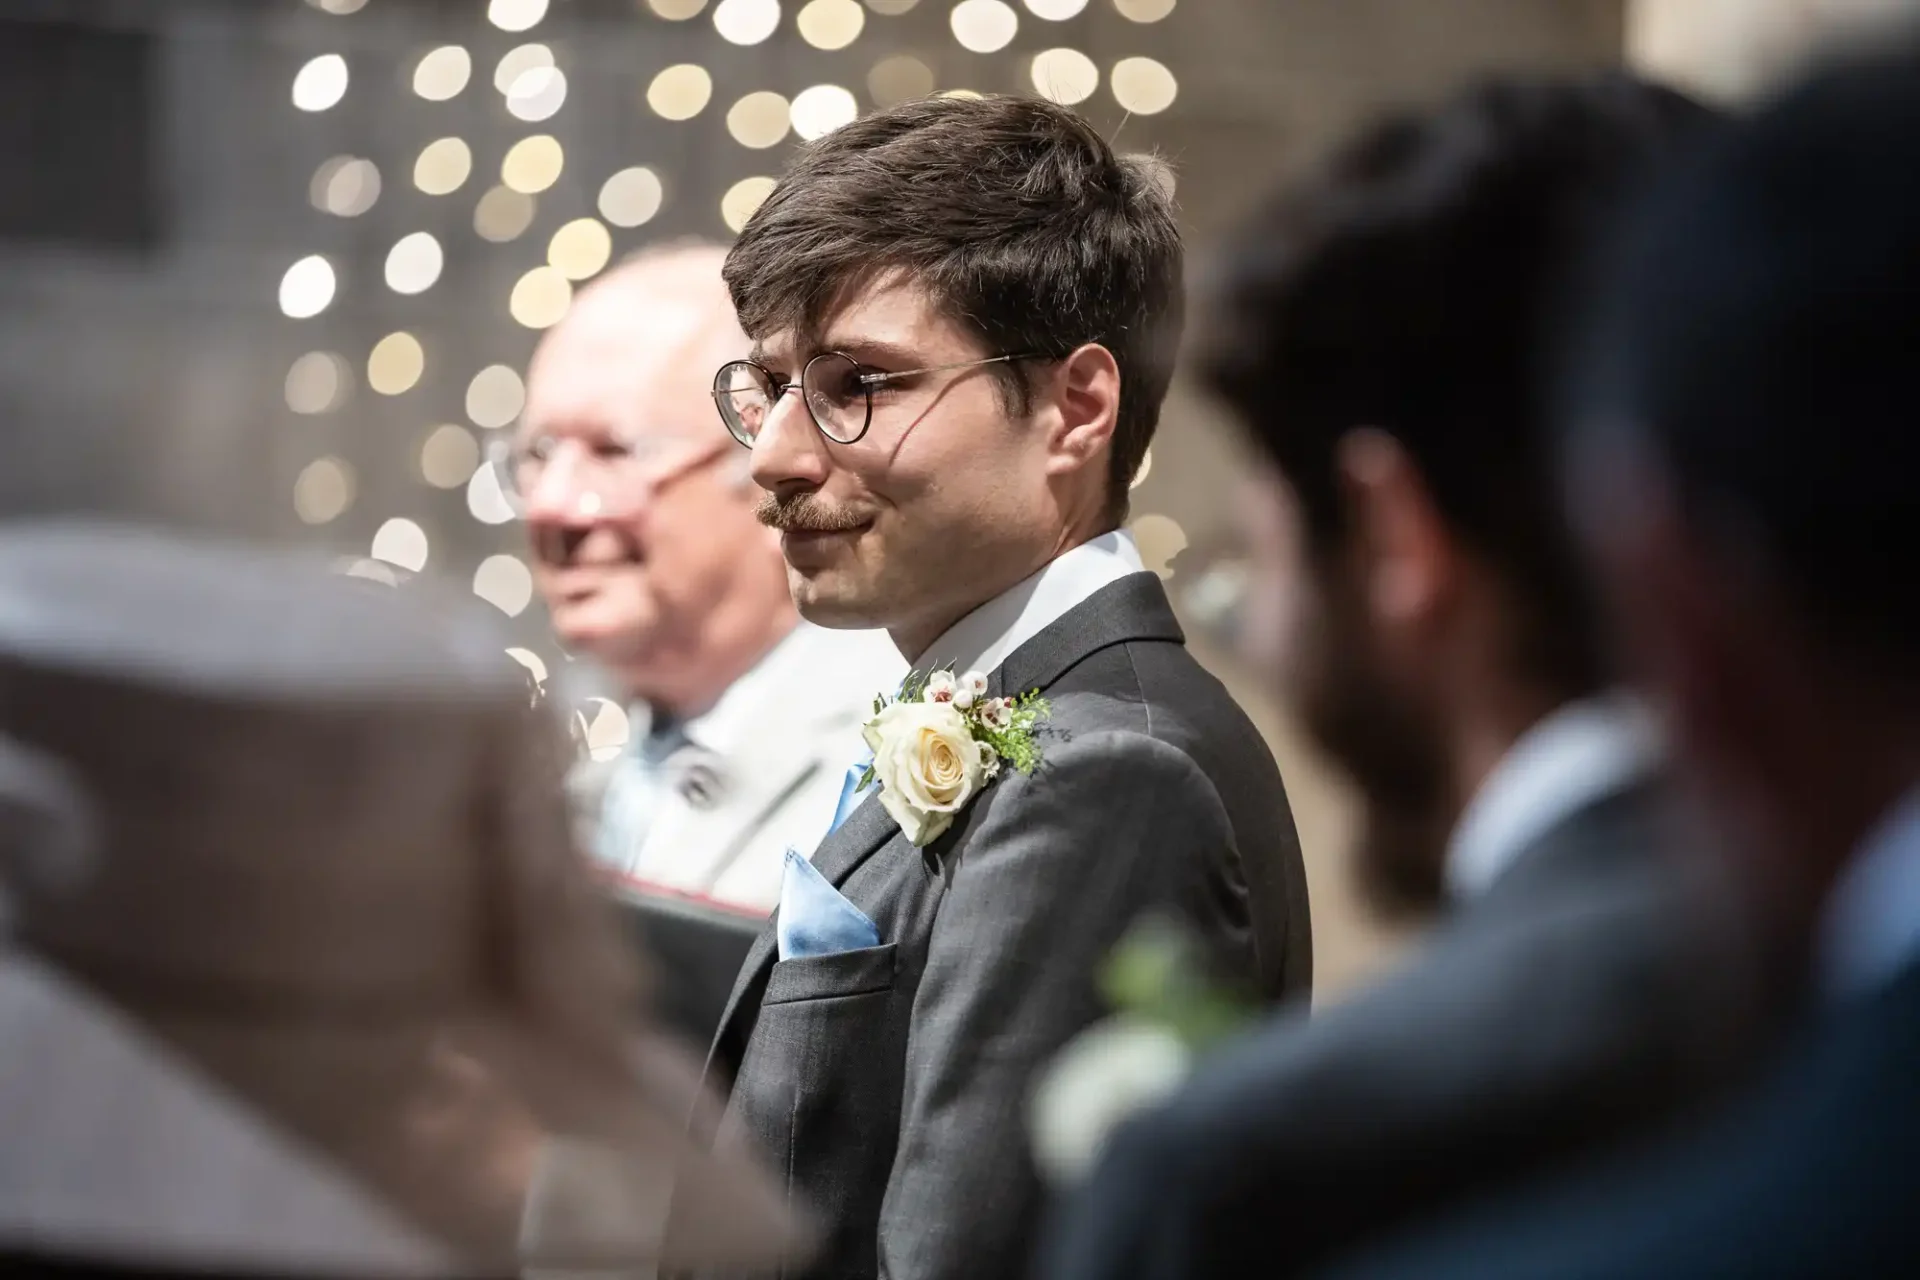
[
  {"xmin": 1202, "ymin": 74, "xmax": 1716, "ymax": 913},
  {"xmin": 1560, "ymin": 44, "xmax": 1920, "ymax": 939}
]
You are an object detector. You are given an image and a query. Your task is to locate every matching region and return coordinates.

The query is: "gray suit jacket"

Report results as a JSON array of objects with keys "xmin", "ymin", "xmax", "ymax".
[
  {"xmin": 1044, "ymin": 778, "xmax": 1775, "ymax": 1280},
  {"xmin": 690, "ymin": 573, "xmax": 1312, "ymax": 1280}
]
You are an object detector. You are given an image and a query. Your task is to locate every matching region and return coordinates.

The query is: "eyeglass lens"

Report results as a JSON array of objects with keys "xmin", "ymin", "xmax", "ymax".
[{"xmin": 715, "ymin": 352, "xmax": 869, "ymax": 446}]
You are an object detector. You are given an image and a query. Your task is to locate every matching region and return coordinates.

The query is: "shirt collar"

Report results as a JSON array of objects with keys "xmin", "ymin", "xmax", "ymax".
[
  {"xmin": 915, "ymin": 530, "xmax": 1147, "ymax": 678},
  {"xmin": 627, "ymin": 621, "xmax": 809, "ymax": 759},
  {"xmin": 1445, "ymin": 692, "xmax": 1665, "ymax": 902},
  {"xmin": 1818, "ymin": 784, "xmax": 1920, "ymax": 1003}
]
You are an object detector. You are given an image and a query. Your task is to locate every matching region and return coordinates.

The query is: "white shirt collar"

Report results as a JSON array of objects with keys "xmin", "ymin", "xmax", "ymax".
[
  {"xmin": 630, "ymin": 621, "xmax": 862, "ymax": 759},
  {"xmin": 915, "ymin": 530, "xmax": 1147, "ymax": 678},
  {"xmin": 1818, "ymin": 784, "xmax": 1920, "ymax": 1003},
  {"xmin": 0, "ymin": 952, "xmax": 447, "ymax": 1275},
  {"xmin": 1445, "ymin": 693, "xmax": 1665, "ymax": 902}
]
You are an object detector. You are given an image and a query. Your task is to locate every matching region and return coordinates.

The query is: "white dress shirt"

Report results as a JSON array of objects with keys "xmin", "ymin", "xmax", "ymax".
[
  {"xmin": 1818, "ymin": 783, "xmax": 1920, "ymax": 1003},
  {"xmin": 1445, "ymin": 693, "xmax": 1665, "ymax": 902},
  {"xmin": 915, "ymin": 530, "xmax": 1148, "ymax": 676}
]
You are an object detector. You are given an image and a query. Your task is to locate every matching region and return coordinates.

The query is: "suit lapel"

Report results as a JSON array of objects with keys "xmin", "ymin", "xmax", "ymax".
[{"xmin": 703, "ymin": 572, "xmax": 1185, "ymax": 1084}]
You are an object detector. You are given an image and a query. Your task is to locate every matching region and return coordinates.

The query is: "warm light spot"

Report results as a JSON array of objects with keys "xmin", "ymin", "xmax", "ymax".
[
  {"xmin": 339, "ymin": 558, "xmax": 398, "ymax": 586},
  {"xmin": 1111, "ymin": 55, "xmax": 1177, "ymax": 113},
  {"xmin": 1025, "ymin": 0, "xmax": 1086, "ymax": 15},
  {"xmin": 475, "ymin": 185, "xmax": 537, "ymax": 241},
  {"xmin": 790, "ymin": 84, "xmax": 858, "ymax": 139},
  {"xmin": 648, "ymin": 0, "xmax": 708, "ymax": 15},
  {"xmin": 584, "ymin": 698, "xmax": 631, "ymax": 760},
  {"xmin": 279, "ymin": 256, "xmax": 336, "ymax": 319},
  {"xmin": 647, "ymin": 63, "xmax": 713, "ymax": 119},
  {"xmin": 1130, "ymin": 512, "xmax": 1187, "ymax": 579},
  {"xmin": 868, "ymin": 54, "xmax": 934, "ymax": 105},
  {"xmin": 506, "ymin": 65, "xmax": 567, "ymax": 121},
  {"xmin": 799, "ymin": 0, "xmax": 865, "ymax": 48},
  {"xmin": 599, "ymin": 166, "xmax": 664, "ymax": 227},
  {"xmin": 488, "ymin": 0, "xmax": 549, "ymax": 33},
  {"xmin": 310, "ymin": 0, "xmax": 368, "ymax": 12},
  {"xmin": 510, "ymin": 266, "xmax": 573, "ymax": 329},
  {"xmin": 413, "ymin": 46, "xmax": 471, "ymax": 100},
  {"xmin": 311, "ymin": 156, "xmax": 380, "ymax": 216},
  {"xmin": 506, "ymin": 647, "xmax": 549, "ymax": 684},
  {"xmin": 294, "ymin": 457, "xmax": 355, "ymax": 524},
  {"xmin": 1113, "ymin": 0, "xmax": 1174, "ymax": 20},
  {"xmin": 727, "ymin": 91, "xmax": 791, "ymax": 149},
  {"xmin": 368, "ymin": 332, "xmax": 426, "ymax": 396},
  {"xmin": 413, "ymin": 138, "xmax": 472, "ymax": 195},
  {"xmin": 502, "ymin": 135, "xmax": 564, "ymax": 193},
  {"xmin": 1130, "ymin": 446, "xmax": 1152, "ymax": 489},
  {"xmin": 384, "ymin": 232, "xmax": 444, "ymax": 295},
  {"xmin": 292, "ymin": 54, "xmax": 349, "ymax": 111},
  {"xmin": 714, "ymin": 0, "xmax": 781, "ymax": 45},
  {"xmin": 473, "ymin": 555, "xmax": 535, "ymax": 616},
  {"xmin": 938, "ymin": 87, "xmax": 983, "ymax": 98},
  {"xmin": 1030, "ymin": 47, "xmax": 1097, "ymax": 104},
  {"xmin": 285, "ymin": 352, "xmax": 351, "ymax": 415},
  {"xmin": 951, "ymin": 0, "xmax": 1017, "ymax": 52},
  {"xmin": 548, "ymin": 217, "xmax": 613, "ymax": 280},
  {"xmin": 721, "ymin": 176, "xmax": 778, "ymax": 233},
  {"xmin": 420, "ymin": 425, "xmax": 481, "ymax": 488},
  {"xmin": 494, "ymin": 43, "xmax": 554, "ymax": 94},
  {"xmin": 466, "ymin": 365, "xmax": 527, "ymax": 429},
  {"xmin": 866, "ymin": 0, "xmax": 919, "ymax": 12},
  {"xmin": 371, "ymin": 518, "xmax": 431, "ymax": 572},
  {"xmin": 468, "ymin": 462, "xmax": 516, "ymax": 524}
]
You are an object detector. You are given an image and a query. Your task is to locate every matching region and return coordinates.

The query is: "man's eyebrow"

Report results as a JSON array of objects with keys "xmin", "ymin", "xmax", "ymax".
[{"xmin": 820, "ymin": 337, "xmax": 920, "ymax": 367}]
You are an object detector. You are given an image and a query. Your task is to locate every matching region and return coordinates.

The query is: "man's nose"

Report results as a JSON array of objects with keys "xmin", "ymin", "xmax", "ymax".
[
  {"xmin": 521, "ymin": 446, "xmax": 600, "ymax": 525},
  {"xmin": 748, "ymin": 387, "xmax": 831, "ymax": 494}
]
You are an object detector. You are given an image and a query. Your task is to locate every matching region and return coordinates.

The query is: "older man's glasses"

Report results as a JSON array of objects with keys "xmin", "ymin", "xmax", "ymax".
[
  {"xmin": 487, "ymin": 432, "xmax": 734, "ymax": 516},
  {"xmin": 711, "ymin": 351, "xmax": 1036, "ymax": 448}
]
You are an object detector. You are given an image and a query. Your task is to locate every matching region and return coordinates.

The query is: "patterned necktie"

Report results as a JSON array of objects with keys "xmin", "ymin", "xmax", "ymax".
[{"xmin": 595, "ymin": 718, "xmax": 690, "ymax": 873}]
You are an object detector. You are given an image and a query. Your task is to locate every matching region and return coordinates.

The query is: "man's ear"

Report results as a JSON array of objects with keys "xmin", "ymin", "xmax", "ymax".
[
  {"xmin": 1336, "ymin": 428, "xmax": 1458, "ymax": 634},
  {"xmin": 1042, "ymin": 343, "xmax": 1121, "ymax": 481}
]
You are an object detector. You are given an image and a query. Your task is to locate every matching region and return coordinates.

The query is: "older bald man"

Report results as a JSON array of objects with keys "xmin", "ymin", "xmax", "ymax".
[{"xmin": 510, "ymin": 243, "xmax": 900, "ymax": 914}]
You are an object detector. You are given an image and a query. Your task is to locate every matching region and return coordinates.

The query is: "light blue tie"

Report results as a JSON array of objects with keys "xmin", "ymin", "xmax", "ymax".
[
  {"xmin": 827, "ymin": 751, "xmax": 874, "ymax": 835},
  {"xmin": 594, "ymin": 719, "xmax": 689, "ymax": 872}
]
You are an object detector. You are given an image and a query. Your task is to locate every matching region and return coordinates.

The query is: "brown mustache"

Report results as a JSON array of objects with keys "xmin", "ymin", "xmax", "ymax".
[{"xmin": 755, "ymin": 492, "xmax": 871, "ymax": 533}]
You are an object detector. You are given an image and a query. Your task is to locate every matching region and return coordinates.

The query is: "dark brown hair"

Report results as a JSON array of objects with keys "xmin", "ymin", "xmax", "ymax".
[{"xmin": 722, "ymin": 94, "xmax": 1183, "ymax": 521}]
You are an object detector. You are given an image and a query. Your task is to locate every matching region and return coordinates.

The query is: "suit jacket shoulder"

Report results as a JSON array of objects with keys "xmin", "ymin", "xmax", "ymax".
[
  {"xmin": 1049, "ymin": 780, "xmax": 1768, "ymax": 1279},
  {"xmin": 1333, "ymin": 959, "xmax": 1920, "ymax": 1280}
]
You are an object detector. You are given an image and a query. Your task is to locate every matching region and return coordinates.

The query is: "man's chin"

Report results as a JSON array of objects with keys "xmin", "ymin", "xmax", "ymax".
[{"xmin": 789, "ymin": 573, "xmax": 884, "ymax": 632}]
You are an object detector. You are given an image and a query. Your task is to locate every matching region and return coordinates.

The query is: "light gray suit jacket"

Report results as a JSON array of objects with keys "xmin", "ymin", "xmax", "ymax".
[{"xmin": 688, "ymin": 574, "xmax": 1312, "ymax": 1280}]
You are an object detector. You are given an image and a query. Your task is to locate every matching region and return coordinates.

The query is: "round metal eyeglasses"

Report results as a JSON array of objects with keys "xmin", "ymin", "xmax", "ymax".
[{"xmin": 711, "ymin": 351, "xmax": 1036, "ymax": 448}]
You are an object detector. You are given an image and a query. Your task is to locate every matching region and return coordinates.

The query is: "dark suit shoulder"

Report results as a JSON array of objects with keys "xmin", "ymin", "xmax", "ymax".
[
  {"xmin": 1050, "ymin": 786, "xmax": 1751, "ymax": 1278},
  {"xmin": 1334, "ymin": 963, "xmax": 1920, "ymax": 1280}
]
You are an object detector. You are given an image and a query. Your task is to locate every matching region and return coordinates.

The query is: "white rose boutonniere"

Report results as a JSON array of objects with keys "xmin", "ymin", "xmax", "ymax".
[{"xmin": 857, "ymin": 668, "xmax": 1051, "ymax": 847}]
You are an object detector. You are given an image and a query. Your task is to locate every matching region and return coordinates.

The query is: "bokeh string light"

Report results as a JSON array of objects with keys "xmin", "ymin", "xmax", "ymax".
[{"xmin": 284, "ymin": 0, "xmax": 1188, "ymax": 613}]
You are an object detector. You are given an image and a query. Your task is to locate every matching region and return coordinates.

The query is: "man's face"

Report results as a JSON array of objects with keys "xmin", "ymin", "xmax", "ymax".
[
  {"xmin": 518, "ymin": 292, "xmax": 775, "ymax": 679},
  {"xmin": 745, "ymin": 275, "xmax": 1057, "ymax": 652},
  {"xmin": 1237, "ymin": 469, "xmax": 1452, "ymax": 912}
]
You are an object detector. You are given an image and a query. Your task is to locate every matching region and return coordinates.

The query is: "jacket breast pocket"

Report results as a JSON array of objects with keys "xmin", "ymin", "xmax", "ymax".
[{"xmin": 762, "ymin": 941, "xmax": 898, "ymax": 1005}]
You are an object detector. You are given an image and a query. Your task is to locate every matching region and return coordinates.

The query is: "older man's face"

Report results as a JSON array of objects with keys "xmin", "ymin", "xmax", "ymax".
[{"xmin": 518, "ymin": 287, "xmax": 773, "ymax": 682}]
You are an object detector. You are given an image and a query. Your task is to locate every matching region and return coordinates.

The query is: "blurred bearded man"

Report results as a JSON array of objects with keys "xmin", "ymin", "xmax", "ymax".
[
  {"xmin": 685, "ymin": 95, "xmax": 1312, "ymax": 1280},
  {"xmin": 1047, "ymin": 75, "xmax": 1774, "ymax": 1280},
  {"xmin": 511, "ymin": 245, "xmax": 900, "ymax": 914}
]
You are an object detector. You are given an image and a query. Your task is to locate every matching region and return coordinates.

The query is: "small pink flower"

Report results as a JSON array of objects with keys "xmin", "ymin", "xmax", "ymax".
[
  {"xmin": 924, "ymin": 671, "xmax": 958, "ymax": 704},
  {"xmin": 980, "ymin": 698, "xmax": 1013, "ymax": 731}
]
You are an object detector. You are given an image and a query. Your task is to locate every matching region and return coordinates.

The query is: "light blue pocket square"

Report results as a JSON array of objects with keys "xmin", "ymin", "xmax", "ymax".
[{"xmin": 777, "ymin": 847, "xmax": 881, "ymax": 961}]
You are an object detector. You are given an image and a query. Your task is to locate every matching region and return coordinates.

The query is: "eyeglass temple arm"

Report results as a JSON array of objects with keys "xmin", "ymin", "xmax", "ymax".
[{"xmin": 858, "ymin": 353, "xmax": 1038, "ymax": 386}]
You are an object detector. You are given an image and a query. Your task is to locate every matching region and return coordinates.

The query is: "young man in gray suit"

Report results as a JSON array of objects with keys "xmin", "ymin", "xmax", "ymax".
[
  {"xmin": 1046, "ymin": 76, "xmax": 1771, "ymax": 1280},
  {"xmin": 685, "ymin": 95, "xmax": 1313, "ymax": 1279}
]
